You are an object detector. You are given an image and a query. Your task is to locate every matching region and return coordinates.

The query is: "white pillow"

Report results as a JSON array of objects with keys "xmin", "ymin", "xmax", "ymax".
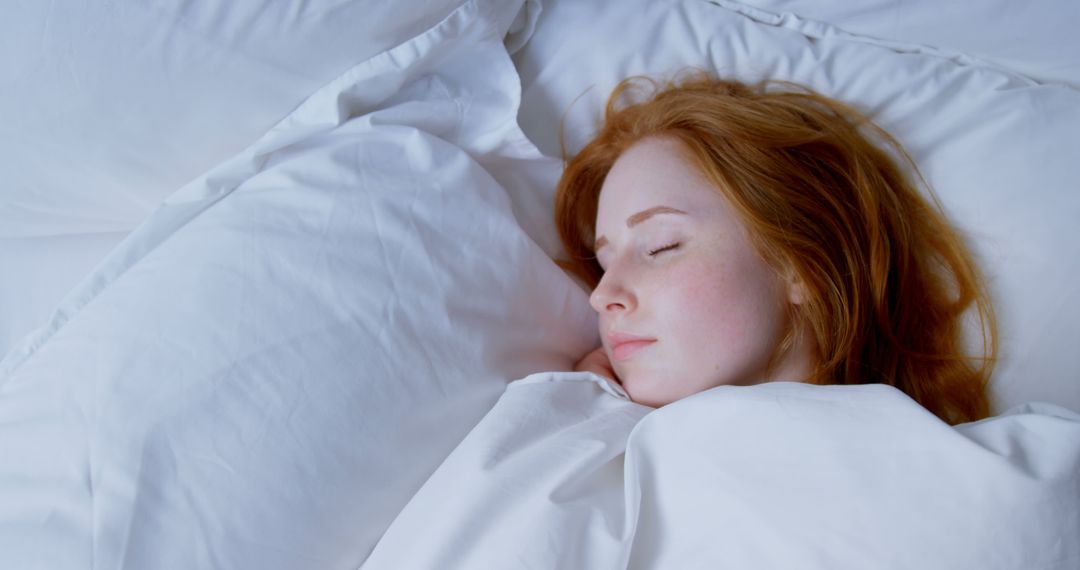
[
  {"xmin": 0, "ymin": 1, "xmax": 594, "ymax": 567},
  {"xmin": 0, "ymin": 0, "xmax": 469, "ymax": 238},
  {"xmin": 714, "ymin": 0, "xmax": 1080, "ymax": 88},
  {"xmin": 512, "ymin": 0, "xmax": 1080, "ymax": 413}
]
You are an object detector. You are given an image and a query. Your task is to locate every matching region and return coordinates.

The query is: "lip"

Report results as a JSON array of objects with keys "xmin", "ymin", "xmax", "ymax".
[{"xmin": 608, "ymin": 331, "xmax": 657, "ymax": 361}]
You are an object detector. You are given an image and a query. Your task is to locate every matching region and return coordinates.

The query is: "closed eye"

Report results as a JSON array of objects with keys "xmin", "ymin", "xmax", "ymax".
[{"xmin": 647, "ymin": 242, "xmax": 680, "ymax": 256}]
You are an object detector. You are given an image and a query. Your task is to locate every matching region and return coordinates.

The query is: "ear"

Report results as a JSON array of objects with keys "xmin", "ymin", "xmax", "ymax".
[{"xmin": 783, "ymin": 268, "xmax": 809, "ymax": 306}]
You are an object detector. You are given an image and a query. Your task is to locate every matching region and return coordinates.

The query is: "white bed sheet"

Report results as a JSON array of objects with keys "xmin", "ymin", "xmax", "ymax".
[
  {"xmin": 0, "ymin": 2, "xmax": 590, "ymax": 567},
  {"xmin": 0, "ymin": 0, "xmax": 474, "ymax": 360},
  {"xmin": 0, "ymin": 0, "xmax": 473, "ymax": 238},
  {"xmin": 0, "ymin": 233, "xmax": 126, "ymax": 355},
  {"xmin": 0, "ymin": 1, "xmax": 560, "ymax": 363},
  {"xmin": 364, "ymin": 372, "xmax": 1080, "ymax": 569},
  {"xmin": 1, "ymin": 0, "xmax": 1078, "ymax": 567}
]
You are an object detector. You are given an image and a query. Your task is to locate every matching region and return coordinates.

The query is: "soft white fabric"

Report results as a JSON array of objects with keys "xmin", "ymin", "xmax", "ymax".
[
  {"xmin": 0, "ymin": 0, "xmax": 471, "ymax": 238},
  {"xmin": 0, "ymin": 0, "xmax": 481, "ymax": 360},
  {"xmin": 363, "ymin": 372, "xmax": 652, "ymax": 569},
  {"xmin": 716, "ymin": 0, "xmax": 1080, "ymax": 88},
  {"xmin": 0, "ymin": 0, "xmax": 550, "ymax": 362},
  {"xmin": 0, "ymin": 0, "xmax": 471, "ymax": 359},
  {"xmin": 0, "ymin": 1, "xmax": 595, "ymax": 568},
  {"xmin": 0, "ymin": 234, "xmax": 126, "ymax": 354},
  {"xmin": 364, "ymin": 373, "xmax": 1080, "ymax": 569},
  {"xmin": 512, "ymin": 0, "xmax": 1080, "ymax": 413},
  {"xmin": 3, "ymin": 1, "xmax": 1078, "ymax": 566}
]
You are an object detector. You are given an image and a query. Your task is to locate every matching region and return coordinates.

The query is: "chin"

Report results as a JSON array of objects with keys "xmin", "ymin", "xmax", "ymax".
[
  {"xmin": 629, "ymin": 392, "xmax": 669, "ymax": 408},
  {"xmin": 620, "ymin": 376, "xmax": 672, "ymax": 408}
]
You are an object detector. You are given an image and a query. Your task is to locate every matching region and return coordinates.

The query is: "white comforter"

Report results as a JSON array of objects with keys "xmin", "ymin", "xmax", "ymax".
[{"xmin": 364, "ymin": 373, "xmax": 1080, "ymax": 569}]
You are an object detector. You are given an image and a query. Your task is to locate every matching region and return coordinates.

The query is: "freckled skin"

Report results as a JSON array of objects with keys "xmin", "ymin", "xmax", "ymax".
[{"xmin": 582, "ymin": 137, "xmax": 815, "ymax": 407}]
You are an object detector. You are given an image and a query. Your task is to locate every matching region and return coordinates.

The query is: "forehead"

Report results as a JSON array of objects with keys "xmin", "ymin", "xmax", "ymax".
[{"xmin": 597, "ymin": 136, "xmax": 718, "ymax": 223}]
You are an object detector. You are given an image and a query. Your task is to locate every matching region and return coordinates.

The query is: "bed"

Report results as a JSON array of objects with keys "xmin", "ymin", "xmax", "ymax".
[{"xmin": 1, "ymin": 0, "xmax": 1078, "ymax": 568}]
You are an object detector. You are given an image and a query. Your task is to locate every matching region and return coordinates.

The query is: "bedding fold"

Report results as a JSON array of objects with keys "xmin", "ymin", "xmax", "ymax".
[{"xmin": 363, "ymin": 375, "xmax": 1080, "ymax": 569}]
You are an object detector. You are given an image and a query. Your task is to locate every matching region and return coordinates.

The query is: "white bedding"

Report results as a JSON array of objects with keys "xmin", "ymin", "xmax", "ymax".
[
  {"xmin": 2, "ymin": 0, "xmax": 1079, "ymax": 568},
  {"xmin": 364, "ymin": 373, "xmax": 1080, "ymax": 569},
  {"xmin": 0, "ymin": 0, "xmax": 475, "ymax": 361},
  {"xmin": 724, "ymin": 0, "xmax": 1080, "ymax": 88},
  {"xmin": 0, "ymin": 2, "xmax": 592, "ymax": 567}
]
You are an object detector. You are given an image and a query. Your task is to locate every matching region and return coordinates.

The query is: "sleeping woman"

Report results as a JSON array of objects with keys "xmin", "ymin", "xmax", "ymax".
[
  {"xmin": 362, "ymin": 76, "xmax": 1073, "ymax": 569},
  {"xmin": 557, "ymin": 74, "xmax": 997, "ymax": 425}
]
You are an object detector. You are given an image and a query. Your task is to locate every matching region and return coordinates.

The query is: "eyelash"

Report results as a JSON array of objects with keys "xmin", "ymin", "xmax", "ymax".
[
  {"xmin": 596, "ymin": 242, "xmax": 680, "ymax": 272},
  {"xmin": 647, "ymin": 242, "xmax": 681, "ymax": 256}
]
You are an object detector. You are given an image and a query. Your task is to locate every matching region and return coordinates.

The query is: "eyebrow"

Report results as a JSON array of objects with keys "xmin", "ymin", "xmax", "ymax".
[{"xmin": 593, "ymin": 206, "xmax": 689, "ymax": 251}]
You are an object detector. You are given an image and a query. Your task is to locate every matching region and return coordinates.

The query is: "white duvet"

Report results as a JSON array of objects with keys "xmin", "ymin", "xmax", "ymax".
[{"xmin": 365, "ymin": 373, "xmax": 1080, "ymax": 569}]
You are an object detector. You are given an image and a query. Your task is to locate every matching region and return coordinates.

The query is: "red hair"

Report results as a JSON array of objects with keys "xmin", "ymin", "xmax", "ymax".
[{"xmin": 555, "ymin": 75, "xmax": 997, "ymax": 424}]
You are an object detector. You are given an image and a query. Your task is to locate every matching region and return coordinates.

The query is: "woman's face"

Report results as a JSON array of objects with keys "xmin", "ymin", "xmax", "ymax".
[{"xmin": 591, "ymin": 136, "xmax": 808, "ymax": 406}]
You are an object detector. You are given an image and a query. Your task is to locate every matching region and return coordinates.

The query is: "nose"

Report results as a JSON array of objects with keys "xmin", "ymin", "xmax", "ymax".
[{"xmin": 588, "ymin": 268, "xmax": 635, "ymax": 314}]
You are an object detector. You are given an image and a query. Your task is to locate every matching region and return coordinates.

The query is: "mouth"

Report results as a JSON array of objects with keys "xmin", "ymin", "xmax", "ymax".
[
  {"xmin": 609, "ymin": 330, "xmax": 656, "ymax": 360},
  {"xmin": 609, "ymin": 338, "xmax": 657, "ymax": 361}
]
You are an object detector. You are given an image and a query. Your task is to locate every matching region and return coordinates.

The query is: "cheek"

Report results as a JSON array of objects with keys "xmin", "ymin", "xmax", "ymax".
[
  {"xmin": 681, "ymin": 270, "xmax": 751, "ymax": 342},
  {"xmin": 614, "ymin": 255, "xmax": 790, "ymax": 405},
  {"xmin": 668, "ymin": 256, "xmax": 787, "ymax": 358}
]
